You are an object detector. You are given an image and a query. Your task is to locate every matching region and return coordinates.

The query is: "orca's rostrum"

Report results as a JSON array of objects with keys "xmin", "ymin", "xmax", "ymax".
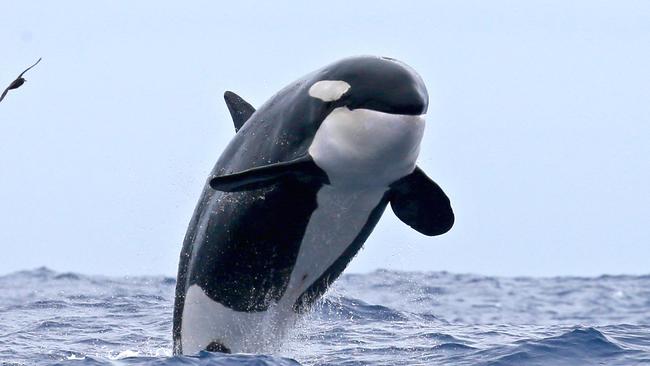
[{"xmin": 173, "ymin": 56, "xmax": 454, "ymax": 355}]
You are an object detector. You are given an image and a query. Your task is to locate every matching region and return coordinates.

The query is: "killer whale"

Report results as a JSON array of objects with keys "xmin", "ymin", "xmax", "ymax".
[{"xmin": 173, "ymin": 56, "xmax": 454, "ymax": 354}]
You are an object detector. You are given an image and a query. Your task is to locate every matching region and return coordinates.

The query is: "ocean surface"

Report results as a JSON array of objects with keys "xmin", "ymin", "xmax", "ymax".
[{"xmin": 1, "ymin": 268, "xmax": 649, "ymax": 366}]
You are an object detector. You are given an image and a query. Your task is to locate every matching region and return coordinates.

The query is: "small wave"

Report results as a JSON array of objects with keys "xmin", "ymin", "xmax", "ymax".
[
  {"xmin": 0, "ymin": 266, "xmax": 56, "ymax": 280},
  {"xmin": 161, "ymin": 277, "xmax": 176, "ymax": 286},
  {"xmin": 75, "ymin": 338, "xmax": 123, "ymax": 347},
  {"xmin": 54, "ymin": 273, "xmax": 83, "ymax": 281},
  {"xmin": 315, "ymin": 296, "xmax": 407, "ymax": 322},
  {"xmin": 417, "ymin": 331, "xmax": 466, "ymax": 344},
  {"xmin": 434, "ymin": 343, "xmax": 477, "ymax": 352},
  {"xmin": 26, "ymin": 300, "xmax": 68, "ymax": 310},
  {"xmin": 477, "ymin": 327, "xmax": 628, "ymax": 366},
  {"xmin": 35, "ymin": 320, "xmax": 68, "ymax": 330}
]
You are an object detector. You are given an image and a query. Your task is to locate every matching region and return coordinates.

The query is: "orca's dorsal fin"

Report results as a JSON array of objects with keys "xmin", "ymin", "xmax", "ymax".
[{"xmin": 224, "ymin": 91, "xmax": 255, "ymax": 132}]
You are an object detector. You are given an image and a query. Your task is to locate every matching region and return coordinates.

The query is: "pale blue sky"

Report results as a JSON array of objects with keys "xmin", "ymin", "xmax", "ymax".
[{"xmin": 1, "ymin": 1, "xmax": 648, "ymax": 277}]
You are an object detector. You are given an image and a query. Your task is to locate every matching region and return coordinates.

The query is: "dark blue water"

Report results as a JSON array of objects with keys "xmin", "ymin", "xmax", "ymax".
[{"xmin": 1, "ymin": 268, "xmax": 649, "ymax": 365}]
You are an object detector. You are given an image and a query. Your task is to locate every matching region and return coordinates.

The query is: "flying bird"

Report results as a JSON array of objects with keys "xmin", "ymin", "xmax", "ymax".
[{"xmin": 0, "ymin": 58, "xmax": 42, "ymax": 104}]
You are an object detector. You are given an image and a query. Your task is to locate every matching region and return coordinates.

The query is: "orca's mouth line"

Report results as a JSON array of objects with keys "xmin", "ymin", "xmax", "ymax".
[{"xmin": 339, "ymin": 106, "xmax": 427, "ymax": 121}]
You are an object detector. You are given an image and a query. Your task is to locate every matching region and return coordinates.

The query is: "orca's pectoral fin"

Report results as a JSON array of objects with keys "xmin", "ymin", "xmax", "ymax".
[
  {"xmin": 224, "ymin": 91, "xmax": 256, "ymax": 132},
  {"xmin": 209, "ymin": 155, "xmax": 329, "ymax": 192},
  {"xmin": 389, "ymin": 166, "xmax": 454, "ymax": 236}
]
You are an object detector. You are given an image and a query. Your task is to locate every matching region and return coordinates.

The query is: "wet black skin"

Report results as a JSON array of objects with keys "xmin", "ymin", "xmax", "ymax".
[{"xmin": 173, "ymin": 56, "xmax": 453, "ymax": 354}]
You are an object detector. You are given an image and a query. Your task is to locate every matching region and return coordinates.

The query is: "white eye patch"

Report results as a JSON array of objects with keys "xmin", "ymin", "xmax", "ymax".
[{"xmin": 308, "ymin": 80, "xmax": 351, "ymax": 102}]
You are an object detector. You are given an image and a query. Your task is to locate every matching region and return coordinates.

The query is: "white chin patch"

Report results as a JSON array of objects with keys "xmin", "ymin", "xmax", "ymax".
[
  {"xmin": 308, "ymin": 107, "xmax": 425, "ymax": 187},
  {"xmin": 308, "ymin": 80, "xmax": 351, "ymax": 102}
]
